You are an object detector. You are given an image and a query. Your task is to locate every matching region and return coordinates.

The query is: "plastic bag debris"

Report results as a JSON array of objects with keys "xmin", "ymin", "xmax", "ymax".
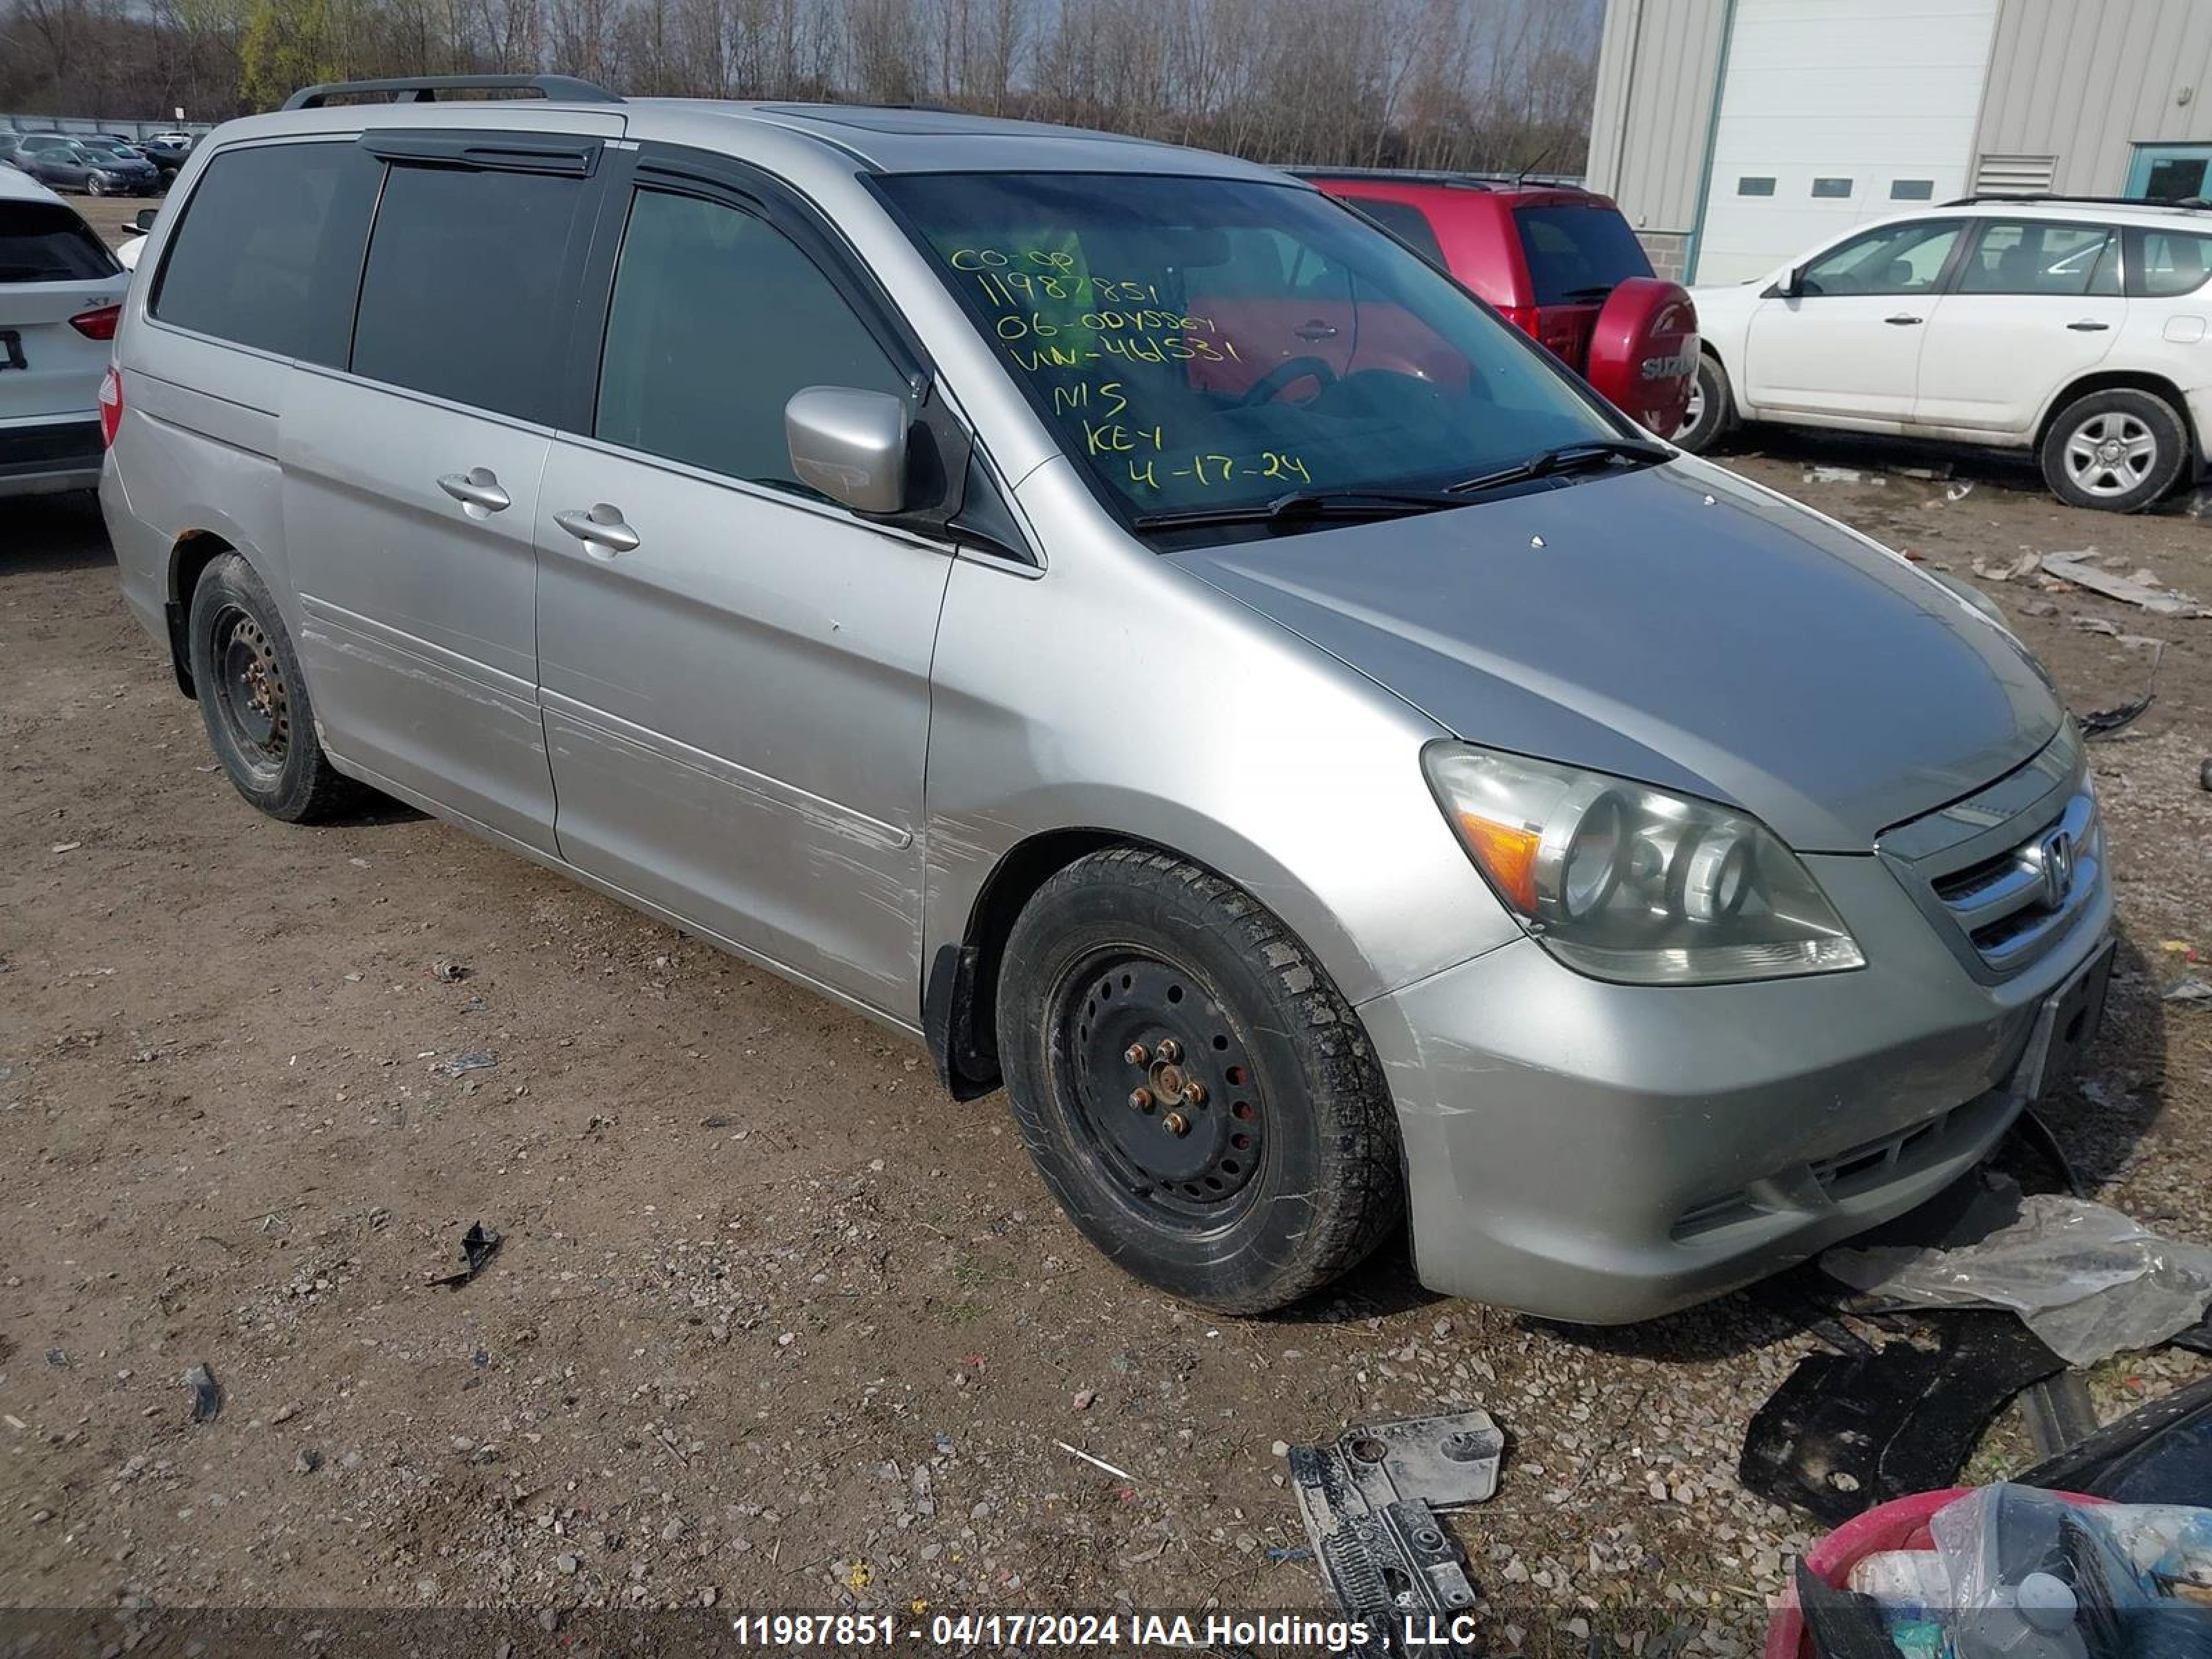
[
  {"xmin": 2164, "ymin": 978, "xmax": 2212, "ymax": 1009},
  {"xmin": 434, "ymin": 1050, "xmax": 497, "ymax": 1077},
  {"xmin": 1825, "ymin": 1184, "xmax": 2212, "ymax": 1367},
  {"xmin": 427, "ymin": 1221, "xmax": 500, "ymax": 1287},
  {"xmin": 184, "ymin": 1361, "xmax": 223, "ymax": 1423}
]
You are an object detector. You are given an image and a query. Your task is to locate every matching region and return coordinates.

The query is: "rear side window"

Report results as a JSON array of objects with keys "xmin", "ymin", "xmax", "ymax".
[
  {"xmin": 1958, "ymin": 221, "xmax": 2120, "ymax": 297},
  {"xmin": 1353, "ymin": 199, "xmax": 1446, "ymax": 268},
  {"xmin": 1513, "ymin": 205, "xmax": 1653, "ymax": 305},
  {"xmin": 594, "ymin": 188, "xmax": 908, "ymax": 491},
  {"xmin": 2126, "ymin": 227, "xmax": 2212, "ymax": 297},
  {"xmin": 153, "ymin": 142, "xmax": 378, "ymax": 364},
  {"xmin": 350, "ymin": 164, "xmax": 589, "ymax": 424},
  {"xmin": 0, "ymin": 201, "xmax": 120, "ymax": 281}
]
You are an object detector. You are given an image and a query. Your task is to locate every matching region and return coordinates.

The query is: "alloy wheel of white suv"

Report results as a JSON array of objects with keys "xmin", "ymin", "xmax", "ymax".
[{"xmin": 2040, "ymin": 388, "xmax": 2189, "ymax": 513}]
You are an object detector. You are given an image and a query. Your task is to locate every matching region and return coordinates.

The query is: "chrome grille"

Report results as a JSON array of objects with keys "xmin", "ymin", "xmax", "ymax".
[{"xmin": 1877, "ymin": 728, "xmax": 2103, "ymax": 982}]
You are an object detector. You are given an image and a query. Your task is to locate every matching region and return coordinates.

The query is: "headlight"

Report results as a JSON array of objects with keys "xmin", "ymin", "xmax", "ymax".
[{"xmin": 1423, "ymin": 742, "xmax": 1865, "ymax": 985}]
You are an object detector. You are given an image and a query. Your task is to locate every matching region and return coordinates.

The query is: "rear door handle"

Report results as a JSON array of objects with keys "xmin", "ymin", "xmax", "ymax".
[
  {"xmin": 438, "ymin": 468, "xmax": 512, "ymax": 513},
  {"xmin": 2066, "ymin": 319, "xmax": 2112, "ymax": 332},
  {"xmin": 1884, "ymin": 314, "xmax": 1924, "ymax": 326},
  {"xmin": 554, "ymin": 504, "xmax": 641, "ymax": 556}
]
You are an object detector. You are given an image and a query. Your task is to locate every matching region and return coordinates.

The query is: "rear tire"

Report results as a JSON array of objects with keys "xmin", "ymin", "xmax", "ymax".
[
  {"xmin": 2040, "ymin": 388, "xmax": 2188, "ymax": 512},
  {"xmin": 1674, "ymin": 353, "xmax": 1733, "ymax": 453},
  {"xmin": 186, "ymin": 552, "xmax": 359, "ymax": 823},
  {"xmin": 996, "ymin": 847, "xmax": 1404, "ymax": 1314}
]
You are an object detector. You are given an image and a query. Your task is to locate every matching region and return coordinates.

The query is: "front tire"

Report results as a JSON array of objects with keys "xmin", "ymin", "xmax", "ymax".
[
  {"xmin": 2041, "ymin": 388, "xmax": 2188, "ymax": 512},
  {"xmin": 997, "ymin": 847, "xmax": 1404, "ymax": 1313},
  {"xmin": 1674, "ymin": 352, "xmax": 1733, "ymax": 453},
  {"xmin": 186, "ymin": 552, "xmax": 359, "ymax": 822}
]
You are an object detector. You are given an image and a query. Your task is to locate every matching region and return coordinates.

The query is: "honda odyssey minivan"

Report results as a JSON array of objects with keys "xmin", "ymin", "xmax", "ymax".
[{"xmin": 100, "ymin": 78, "xmax": 2114, "ymax": 1322}]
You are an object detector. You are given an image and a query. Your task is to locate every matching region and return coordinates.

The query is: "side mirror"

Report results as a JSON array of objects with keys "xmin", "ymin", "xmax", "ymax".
[
  {"xmin": 785, "ymin": 386, "xmax": 910, "ymax": 514},
  {"xmin": 1763, "ymin": 265, "xmax": 1806, "ymax": 299},
  {"xmin": 132, "ymin": 207, "xmax": 158, "ymax": 233}
]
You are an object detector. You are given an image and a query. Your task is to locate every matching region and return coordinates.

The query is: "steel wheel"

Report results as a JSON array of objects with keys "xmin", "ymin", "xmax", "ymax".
[
  {"xmin": 210, "ymin": 603, "xmax": 290, "ymax": 777},
  {"xmin": 1052, "ymin": 949, "xmax": 1265, "ymax": 1228},
  {"xmin": 2062, "ymin": 411, "xmax": 2159, "ymax": 498}
]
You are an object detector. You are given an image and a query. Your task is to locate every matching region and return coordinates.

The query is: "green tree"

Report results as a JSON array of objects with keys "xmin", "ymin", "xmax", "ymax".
[{"xmin": 240, "ymin": 0, "xmax": 346, "ymax": 109}]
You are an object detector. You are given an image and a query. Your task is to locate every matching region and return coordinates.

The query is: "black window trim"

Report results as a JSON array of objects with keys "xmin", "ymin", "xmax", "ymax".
[{"xmin": 1953, "ymin": 216, "xmax": 2126, "ymax": 299}]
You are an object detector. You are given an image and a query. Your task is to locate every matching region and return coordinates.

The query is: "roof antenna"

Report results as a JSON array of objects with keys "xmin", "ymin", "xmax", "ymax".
[{"xmin": 1514, "ymin": 144, "xmax": 1554, "ymax": 187}]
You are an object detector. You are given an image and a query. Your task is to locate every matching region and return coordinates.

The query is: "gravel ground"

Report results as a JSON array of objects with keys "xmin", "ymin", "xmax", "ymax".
[{"xmin": 4, "ymin": 220, "xmax": 2211, "ymax": 1642}]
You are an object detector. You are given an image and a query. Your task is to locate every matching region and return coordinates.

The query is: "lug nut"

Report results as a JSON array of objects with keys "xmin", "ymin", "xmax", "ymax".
[
  {"xmin": 1156, "ymin": 1038, "xmax": 1182, "ymax": 1063},
  {"xmin": 1128, "ymin": 1087, "xmax": 1154, "ymax": 1112},
  {"xmin": 1182, "ymin": 1080, "xmax": 1207, "ymax": 1107},
  {"xmin": 1123, "ymin": 1043, "xmax": 1148, "ymax": 1067},
  {"xmin": 1162, "ymin": 1110, "xmax": 1190, "ymax": 1137}
]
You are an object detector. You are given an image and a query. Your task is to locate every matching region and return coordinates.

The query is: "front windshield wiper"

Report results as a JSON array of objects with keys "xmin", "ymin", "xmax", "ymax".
[
  {"xmin": 1447, "ymin": 438, "xmax": 1672, "ymax": 496},
  {"xmin": 1130, "ymin": 487, "xmax": 1470, "ymax": 532}
]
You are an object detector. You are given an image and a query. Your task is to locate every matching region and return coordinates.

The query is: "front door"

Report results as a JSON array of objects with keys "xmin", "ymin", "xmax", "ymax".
[
  {"xmin": 1743, "ymin": 218, "xmax": 1964, "ymax": 421},
  {"xmin": 281, "ymin": 128, "xmax": 617, "ymax": 852},
  {"xmin": 535, "ymin": 165, "xmax": 949, "ymax": 1018},
  {"xmin": 1913, "ymin": 218, "xmax": 2126, "ymax": 433}
]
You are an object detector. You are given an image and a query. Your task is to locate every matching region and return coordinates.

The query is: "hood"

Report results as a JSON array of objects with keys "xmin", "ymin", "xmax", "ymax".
[{"xmin": 1168, "ymin": 461, "xmax": 2061, "ymax": 851}]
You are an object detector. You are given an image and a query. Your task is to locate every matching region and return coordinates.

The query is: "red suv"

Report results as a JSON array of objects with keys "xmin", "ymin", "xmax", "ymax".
[{"xmin": 1299, "ymin": 171, "xmax": 1698, "ymax": 436}]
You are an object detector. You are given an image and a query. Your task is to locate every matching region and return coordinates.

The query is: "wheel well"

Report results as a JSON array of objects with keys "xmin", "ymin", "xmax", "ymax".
[
  {"xmin": 164, "ymin": 531, "xmax": 234, "ymax": 698},
  {"xmin": 2036, "ymin": 371, "xmax": 2197, "ymax": 456},
  {"xmin": 924, "ymin": 828, "xmax": 1127, "ymax": 1098}
]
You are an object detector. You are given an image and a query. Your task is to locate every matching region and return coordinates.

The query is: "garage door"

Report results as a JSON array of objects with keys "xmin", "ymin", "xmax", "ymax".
[{"xmin": 1694, "ymin": 0, "xmax": 2000, "ymax": 283}]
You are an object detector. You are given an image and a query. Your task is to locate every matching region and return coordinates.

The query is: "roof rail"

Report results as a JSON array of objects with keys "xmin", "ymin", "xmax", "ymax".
[
  {"xmin": 282, "ymin": 74, "xmax": 622, "ymax": 111},
  {"xmin": 1285, "ymin": 164, "xmax": 1592, "ymax": 192},
  {"xmin": 1941, "ymin": 191, "xmax": 2212, "ymax": 212}
]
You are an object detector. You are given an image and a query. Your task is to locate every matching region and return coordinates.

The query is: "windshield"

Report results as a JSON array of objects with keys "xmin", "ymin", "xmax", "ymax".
[{"xmin": 876, "ymin": 171, "xmax": 1624, "ymax": 523}]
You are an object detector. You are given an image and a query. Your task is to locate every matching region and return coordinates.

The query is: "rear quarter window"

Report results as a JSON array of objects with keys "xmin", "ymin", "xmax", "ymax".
[
  {"xmin": 152, "ymin": 140, "xmax": 380, "ymax": 364},
  {"xmin": 0, "ymin": 201, "xmax": 120, "ymax": 282},
  {"xmin": 2126, "ymin": 226, "xmax": 2212, "ymax": 297},
  {"xmin": 1514, "ymin": 204, "xmax": 1653, "ymax": 306}
]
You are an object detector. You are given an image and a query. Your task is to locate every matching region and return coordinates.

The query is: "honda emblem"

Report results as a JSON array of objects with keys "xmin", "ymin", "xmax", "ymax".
[{"xmin": 2036, "ymin": 830, "xmax": 2075, "ymax": 910}]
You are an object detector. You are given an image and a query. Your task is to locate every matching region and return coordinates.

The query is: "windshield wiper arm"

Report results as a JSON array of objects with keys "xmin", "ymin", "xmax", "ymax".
[
  {"xmin": 1447, "ymin": 438, "xmax": 1672, "ymax": 496},
  {"xmin": 1131, "ymin": 487, "xmax": 1469, "ymax": 532}
]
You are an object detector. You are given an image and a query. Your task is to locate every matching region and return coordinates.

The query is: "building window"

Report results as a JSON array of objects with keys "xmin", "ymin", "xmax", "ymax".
[
  {"xmin": 1811, "ymin": 178, "xmax": 1853, "ymax": 199},
  {"xmin": 1890, "ymin": 179, "xmax": 1935, "ymax": 201},
  {"xmin": 1736, "ymin": 176, "xmax": 1776, "ymax": 196}
]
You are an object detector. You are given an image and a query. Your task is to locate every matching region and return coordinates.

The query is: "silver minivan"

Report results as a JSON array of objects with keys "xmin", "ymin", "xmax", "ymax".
[{"xmin": 101, "ymin": 77, "xmax": 2114, "ymax": 1322}]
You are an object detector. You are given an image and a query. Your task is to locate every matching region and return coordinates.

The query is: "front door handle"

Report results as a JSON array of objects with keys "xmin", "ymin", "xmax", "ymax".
[
  {"xmin": 1884, "ymin": 314, "xmax": 1924, "ymax": 326},
  {"xmin": 1294, "ymin": 319, "xmax": 1340, "ymax": 341},
  {"xmin": 2066, "ymin": 319, "xmax": 2112, "ymax": 332},
  {"xmin": 438, "ymin": 468, "xmax": 511, "ymax": 513},
  {"xmin": 554, "ymin": 504, "xmax": 641, "ymax": 556}
]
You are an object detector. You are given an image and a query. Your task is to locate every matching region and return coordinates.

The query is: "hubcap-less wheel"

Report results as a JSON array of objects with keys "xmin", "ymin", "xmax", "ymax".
[
  {"xmin": 2063, "ymin": 411, "xmax": 2158, "ymax": 498},
  {"xmin": 212, "ymin": 604, "xmax": 290, "ymax": 774},
  {"xmin": 1058, "ymin": 952, "xmax": 1264, "ymax": 1224}
]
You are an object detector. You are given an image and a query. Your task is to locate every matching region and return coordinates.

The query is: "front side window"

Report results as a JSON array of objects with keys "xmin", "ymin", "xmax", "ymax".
[
  {"xmin": 877, "ymin": 171, "xmax": 1622, "ymax": 525},
  {"xmin": 350, "ymin": 162, "xmax": 588, "ymax": 423},
  {"xmin": 2126, "ymin": 227, "xmax": 2212, "ymax": 297},
  {"xmin": 1798, "ymin": 219, "xmax": 1961, "ymax": 297},
  {"xmin": 1958, "ymin": 221, "xmax": 2119, "ymax": 297},
  {"xmin": 152, "ymin": 141, "xmax": 379, "ymax": 363},
  {"xmin": 595, "ymin": 187, "xmax": 909, "ymax": 491}
]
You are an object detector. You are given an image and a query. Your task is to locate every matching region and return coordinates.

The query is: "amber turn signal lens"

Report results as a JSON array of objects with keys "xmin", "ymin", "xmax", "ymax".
[{"xmin": 1456, "ymin": 812, "xmax": 1540, "ymax": 915}]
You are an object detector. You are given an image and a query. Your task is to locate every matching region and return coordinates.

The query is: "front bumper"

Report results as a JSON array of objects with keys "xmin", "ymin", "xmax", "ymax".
[{"xmin": 1360, "ymin": 849, "xmax": 2113, "ymax": 1324}]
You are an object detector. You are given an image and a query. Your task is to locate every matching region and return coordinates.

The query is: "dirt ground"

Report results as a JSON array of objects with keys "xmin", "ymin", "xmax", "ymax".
[{"xmin": 5, "ymin": 216, "xmax": 2212, "ymax": 1640}]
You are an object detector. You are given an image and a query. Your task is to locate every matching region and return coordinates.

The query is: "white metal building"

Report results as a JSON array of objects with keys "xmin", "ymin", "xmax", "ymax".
[{"xmin": 1586, "ymin": 0, "xmax": 2212, "ymax": 283}]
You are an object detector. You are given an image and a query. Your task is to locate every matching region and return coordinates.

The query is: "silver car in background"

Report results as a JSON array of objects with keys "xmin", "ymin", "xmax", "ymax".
[{"xmin": 100, "ymin": 79, "xmax": 2113, "ymax": 1322}]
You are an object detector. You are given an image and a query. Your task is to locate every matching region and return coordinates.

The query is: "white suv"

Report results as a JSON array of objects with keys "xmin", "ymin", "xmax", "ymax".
[
  {"xmin": 1678, "ymin": 197, "xmax": 2212, "ymax": 512},
  {"xmin": 0, "ymin": 165, "xmax": 125, "ymax": 497}
]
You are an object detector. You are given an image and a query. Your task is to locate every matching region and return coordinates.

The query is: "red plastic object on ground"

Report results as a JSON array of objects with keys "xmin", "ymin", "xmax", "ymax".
[{"xmin": 1763, "ymin": 1487, "xmax": 2110, "ymax": 1659}]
